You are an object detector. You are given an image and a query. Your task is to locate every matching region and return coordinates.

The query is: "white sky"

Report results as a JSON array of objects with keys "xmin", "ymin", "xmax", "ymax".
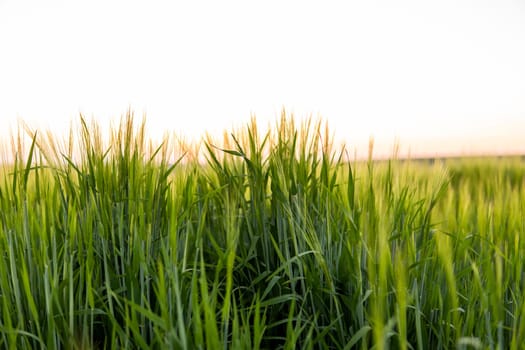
[{"xmin": 1, "ymin": 0, "xmax": 524, "ymax": 158}]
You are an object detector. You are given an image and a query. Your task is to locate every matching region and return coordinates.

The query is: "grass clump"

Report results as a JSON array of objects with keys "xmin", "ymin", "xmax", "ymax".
[{"xmin": 0, "ymin": 111, "xmax": 524, "ymax": 349}]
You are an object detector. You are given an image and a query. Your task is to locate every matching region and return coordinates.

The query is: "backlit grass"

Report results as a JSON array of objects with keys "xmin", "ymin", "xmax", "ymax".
[{"xmin": 0, "ymin": 112, "xmax": 524, "ymax": 349}]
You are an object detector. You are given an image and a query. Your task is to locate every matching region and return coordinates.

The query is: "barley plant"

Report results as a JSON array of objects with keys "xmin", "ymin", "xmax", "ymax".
[{"xmin": 0, "ymin": 112, "xmax": 524, "ymax": 349}]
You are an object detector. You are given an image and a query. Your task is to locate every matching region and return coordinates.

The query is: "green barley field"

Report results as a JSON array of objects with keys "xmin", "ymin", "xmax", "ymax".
[{"xmin": 1, "ymin": 113, "xmax": 524, "ymax": 349}]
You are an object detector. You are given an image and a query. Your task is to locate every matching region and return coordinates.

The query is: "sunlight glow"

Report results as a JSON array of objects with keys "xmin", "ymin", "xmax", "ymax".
[{"xmin": 0, "ymin": 0, "xmax": 524, "ymax": 158}]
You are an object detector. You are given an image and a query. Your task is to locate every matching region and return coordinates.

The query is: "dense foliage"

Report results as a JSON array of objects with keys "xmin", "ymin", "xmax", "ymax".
[{"xmin": 0, "ymin": 114, "xmax": 524, "ymax": 349}]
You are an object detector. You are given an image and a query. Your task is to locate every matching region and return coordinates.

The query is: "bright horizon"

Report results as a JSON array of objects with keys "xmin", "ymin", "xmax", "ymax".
[{"xmin": 1, "ymin": 0, "xmax": 524, "ymax": 159}]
